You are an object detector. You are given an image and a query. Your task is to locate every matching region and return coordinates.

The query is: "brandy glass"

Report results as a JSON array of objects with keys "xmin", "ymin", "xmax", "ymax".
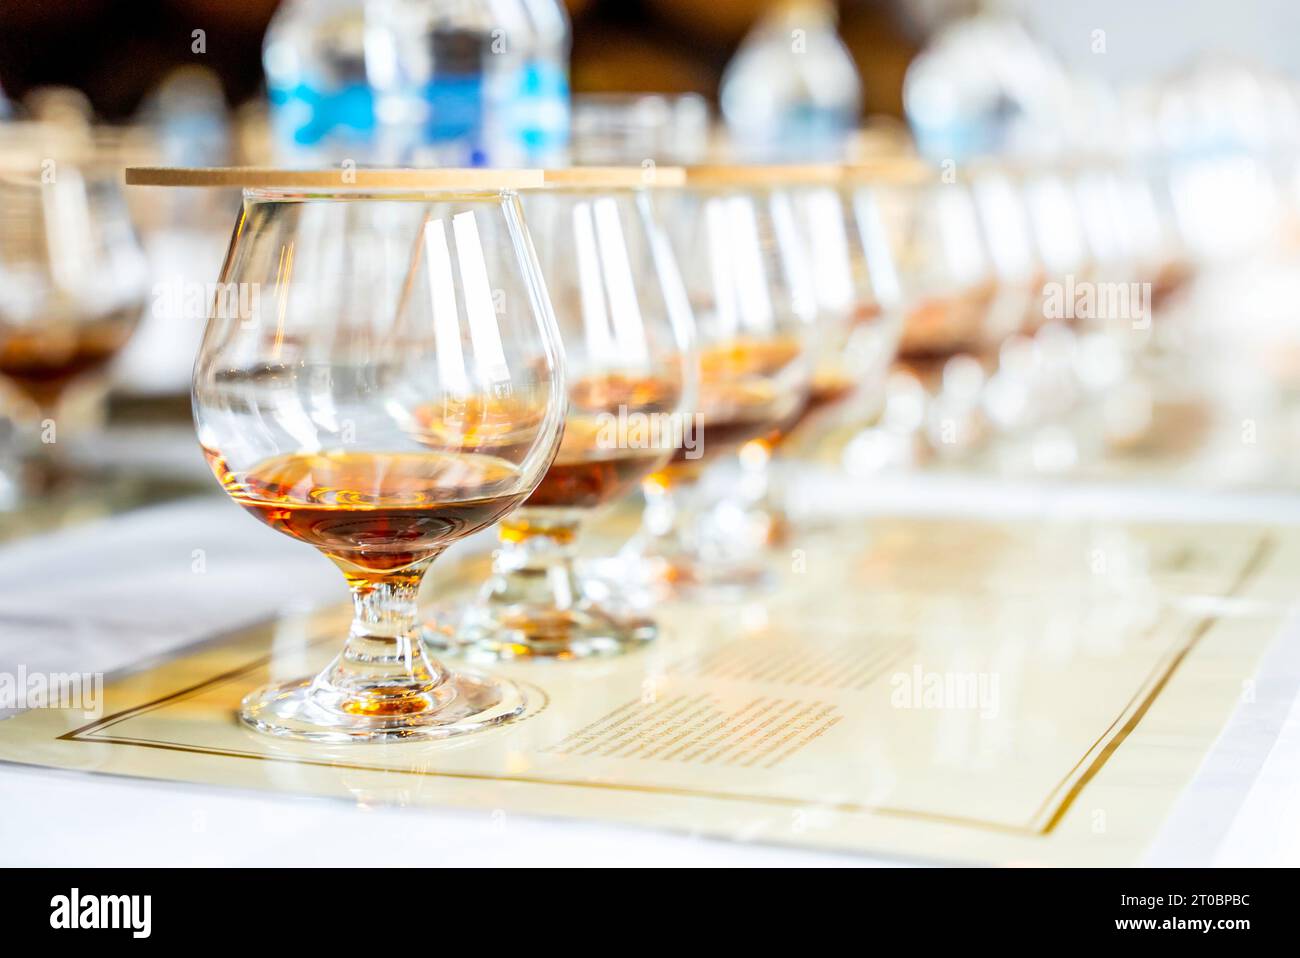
[
  {"xmin": 436, "ymin": 177, "xmax": 695, "ymax": 659},
  {"xmin": 969, "ymin": 163, "xmax": 1061, "ymax": 437},
  {"xmin": 720, "ymin": 176, "xmax": 906, "ymax": 543},
  {"xmin": 1068, "ymin": 160, "xmax": 1172, "ymax": 453},
  {"xmin": 193, "ymin": 179, "xmax": 565, "ymax": 742},
  {"xmin": 0, "ymin": 141, "xmax": 148, "ymax": 492},
  {"xmin": 1019, "ymin": 163, "xmax": 1098, "ymax": 402},
  {"xmin": 961, "ymin": 161, "xmax": 1101, "ymax": 473},
  {"xmin": 625, "ymin": 169, "xmax": 816, "ymax": 589},
  {"xmin": 781, "ymin": 176, "xmax": 908, "ymax": 441},
  {"xmin": 804, "ymin": 179, "xmax": 904, "ymax": 390},
  {"xmin": 849, "ymin": 173, "xmax": 1002, "ymax": 459}
]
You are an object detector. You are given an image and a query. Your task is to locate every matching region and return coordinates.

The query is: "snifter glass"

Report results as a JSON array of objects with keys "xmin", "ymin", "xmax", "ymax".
[
  {"xmin": 625, "ymin": 167, "xmax": 817, "ymax": 590},
  {"xmin": 0, "ymin": 126, "xmax": 149, "ymax": 496},
  {"xmin": 176, "ymin": 169, "xmax": 566, "ymax": 742},
  {"xmin": 846, "ymin": 171, "xmax": 1004, "ymax": 459},
  {"xmin": 734, "ymin": 171, "xmax": 909, "ymax": 525},
  {"xmin": 434, "ymin": 169, "xmax": 696, "ymax": 660}
]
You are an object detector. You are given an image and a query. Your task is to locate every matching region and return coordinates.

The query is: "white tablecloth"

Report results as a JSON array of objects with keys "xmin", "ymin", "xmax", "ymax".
[{"xmin": 2, "ymin": 470, "xmax": 1299, "ymax": 866}]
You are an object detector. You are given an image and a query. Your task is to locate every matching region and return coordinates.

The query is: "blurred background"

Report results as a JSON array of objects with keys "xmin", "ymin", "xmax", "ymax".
[
  {"xmin": 0, "ymin": 0, "xmax": 905, "ymax": 119},
  {"xmin": 5, "ymin": 1, "xmax": 1300, "ymax": 120},
  {"xmin": 4, "ymin": 0, "xmax": 1300, "ymax": 536}
]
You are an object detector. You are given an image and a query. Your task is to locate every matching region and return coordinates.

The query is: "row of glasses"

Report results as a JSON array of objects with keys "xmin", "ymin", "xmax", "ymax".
[
  {"xmin": 133, "ymin": 140, "xmax": 1300, "ymax": 745},
  {"xmin": 621, "ymin": 165, "xmax": 825, "ymax": 591},
  {"xmin": 155, "ymin": 160, "xmax": 937, "ymax": 743},
  {"xmin": 838, "ymin": 153, "xmax": 1205, "ymax": 480},
  {"xmin": 958, "ymin": 161, "xmax": 1083, "ymax": 460},
  {"xmin": 171, "ymin": 164, "xmax": 735, "ymax": 737},
  {"xmin": 432, "ymin": 167, "xmax": 697, "ymax": 661},
  {"xmin": 164, "ymin": 154, "xmax": 1180, "ymax": 747},
  {"xmin": 689, "ymin": 163, "xmax": 914, "ymax": 558},
  {"xmin": 1016, "ymin": 157, "xmax": 1193, "ymax": 460},
  {"xmin": 842, "ymin": 165, "xmax": 1005, "ymax": 463}
]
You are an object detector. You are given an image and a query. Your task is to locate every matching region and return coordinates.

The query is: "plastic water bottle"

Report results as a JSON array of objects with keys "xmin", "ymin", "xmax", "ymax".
[
  {"xmin": 720, "ymin": 0, "xmax": 861, "ymax": 162},
  {"xmin": 506, "ymin": 0, "xmax": 571, "ymax": 166},
  {"xmin": 139, "ymin": 67, "xmax": 231, "ymax": 167},
  {"xmin": 903, "ymin": 15, "xmax": 1072, "ymax": 163},
  {"xmin": 263, "ymin": 0, "xmax": 377, "ymax": 165},
  {"xmin": 373, "ymin": 0, "xmax": 570, "ymax": 167}
]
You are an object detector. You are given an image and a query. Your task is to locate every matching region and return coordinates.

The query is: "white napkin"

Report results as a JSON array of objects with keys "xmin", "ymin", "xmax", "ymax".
[{"xmin": 0, "ymin": 497, "xmax": 339, "ymax": 687}]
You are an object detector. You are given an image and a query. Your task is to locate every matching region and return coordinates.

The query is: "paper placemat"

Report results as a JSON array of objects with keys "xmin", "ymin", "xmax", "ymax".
[{"xmin": 0, "ymin": 515, "xmax": 1292, "ymax": 865}]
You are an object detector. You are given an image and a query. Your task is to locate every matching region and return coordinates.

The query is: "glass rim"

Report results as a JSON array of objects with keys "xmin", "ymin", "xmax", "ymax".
[
  {"xmin": 839, "ymin": 158, "xmax": 938, "ymax": 187},
  {"xmin": 123, "ymin": 166, "xmax": 545, "ymax": 191},
  {"xmin": 538, "ymin": 165, "xmax": 685, "ymax": 189},
  {"xmin": 236, "ymin": 187, "xmax": 523, "ymax": 202},
  {"xmin": 680, "ymin": 163, "xmax": 845, "ymax": 188}
]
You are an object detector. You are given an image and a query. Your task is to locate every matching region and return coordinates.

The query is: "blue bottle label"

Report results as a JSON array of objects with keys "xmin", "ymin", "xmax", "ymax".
[
  {"xmin": 422, "ymin": 75, "xmax": 485, "ymax": 145},
  {"xmin": 512, "ymin": 60, "xmax": 569, "ymax": 150},
  {"xmin": 270, "ymin": 82, "xmax": 375, "ymax": 147}
]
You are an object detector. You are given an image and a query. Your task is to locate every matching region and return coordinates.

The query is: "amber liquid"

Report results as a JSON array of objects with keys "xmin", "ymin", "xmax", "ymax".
[
  {"xmin": 898, "ymin": 284, "xmax": 996, "ymax": 365},
  {"xmin": 410, "ymin": 392, "xmax": 546, "ymax": 462},
  {"xmin": 1150, "ymin": 259, "xmax": 1194, "ymax": 309},
  {"xmin": 687, "ymin": 383, "xmax": 788, "ymax": 454},
  {"xmin": 774, "ymin": 368, "xmax": 858, "ymax": 442},
  {"xmin": 208, "ymin": 450, "xmax": 526, "ymax": 575},
  {"xmin": 0, "ymin": 308, "xmax": 138, "ymax": 406},
  {"xmin": 525, "ymin": 417, "xmax": 668, "ymax": 510},
  {"xmin": 759, "ymin": 307, "xmax": 875, "ymax": 445},
  {"xmin": 414, "ymin": 373, "xmax": 681, "ymax": 515},
  {"xmin": 520, "ymin": 372, "xmax": 679, "ymax": 511},
  {"xmin": 698, "ymin": 334, "xmax": 801, "ymax": 379},
  {"xmin": 852, "ymin": 301, "xmax": 883, "ymax": 326},
  {"xmin": 655, "ymin": 337, "xmax": 804, "ymax": 481},
  {"xmin": 567, "ymin": 371, "xmax": 679, "ymax": 414}
]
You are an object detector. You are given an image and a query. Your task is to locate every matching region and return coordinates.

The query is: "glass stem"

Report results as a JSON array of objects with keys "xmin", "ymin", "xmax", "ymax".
[
  {"xmin": 492, "ymin": 521, "xmax": 583, "ymax": 611},
  {"xmin": 641, "ymin": 474, "xmax": 683, "ymax": 539},
  {"xmin": 736, "ymin": 438, "xmax": 773, "ymax": 507},
  {"xmin": 698, "ymin": 439, "xmax": 783, "ymax": 553},
  {"xmin": 320, "ymin": 569, "xmax": 446, "ymax": 709}
]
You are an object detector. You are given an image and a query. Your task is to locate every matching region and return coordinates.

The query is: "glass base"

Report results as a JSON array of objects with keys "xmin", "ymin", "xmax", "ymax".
[
  {"xmin": 432, "ymin": 602, "xmax": 656, "ymax": 662},
  {"xmin": 438, "ymin": 514, "xmax": 660, "ymax": 662},
  {"xmin": 238, "ymin": 669, "xmax": 526, "ymax": 743},
  {"xmin": 691, "ymin": 557, "xmax": 771, "ymax": 591},
  {"xmin": 616, "ymin": 520, "xmax": 704, "ymax": 599},
  {"xmin": 620, "ymin": 531, "xmax": 772, "ymax": 600},
  {"xmin": 631, "ymin": 552, "xmax": 700, "ymax": 598}
]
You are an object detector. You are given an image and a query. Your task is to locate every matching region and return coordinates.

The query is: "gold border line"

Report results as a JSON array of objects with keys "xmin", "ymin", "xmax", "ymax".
[{"xmin": 1029, "ymin": 533, "xmax": 1273, "ymax": 832}]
